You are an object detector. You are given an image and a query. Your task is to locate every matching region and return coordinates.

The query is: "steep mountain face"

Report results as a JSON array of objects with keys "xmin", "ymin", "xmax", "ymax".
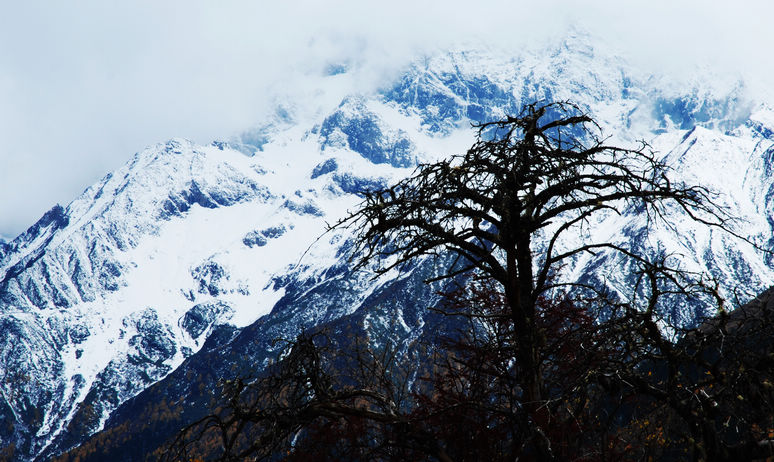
[{"xmin": 2, "ymin": 33, "xmax": 774, "ymax": 461}]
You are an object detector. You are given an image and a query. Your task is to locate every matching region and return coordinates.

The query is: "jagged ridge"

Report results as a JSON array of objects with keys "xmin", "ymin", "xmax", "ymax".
[{"xmin": 1, "ymin": 33, "xmax": 773, "ymax": 461}]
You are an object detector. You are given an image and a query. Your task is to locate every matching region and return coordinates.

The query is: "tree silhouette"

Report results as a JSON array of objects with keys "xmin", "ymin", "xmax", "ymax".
[{"xmin": 334, "ymin": 100, "xmax": 736, "ymax": 459}]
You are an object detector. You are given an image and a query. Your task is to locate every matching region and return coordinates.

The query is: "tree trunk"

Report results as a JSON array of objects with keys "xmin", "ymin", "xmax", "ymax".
[{"xmin": 505, "ymin": 237, "xmax": 554, "ymax": 462}]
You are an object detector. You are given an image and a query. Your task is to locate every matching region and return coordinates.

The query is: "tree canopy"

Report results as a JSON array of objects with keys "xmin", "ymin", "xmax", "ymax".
[{"xmin": 343, "ymin": 101, "xmax": 728, "ymax": 287}]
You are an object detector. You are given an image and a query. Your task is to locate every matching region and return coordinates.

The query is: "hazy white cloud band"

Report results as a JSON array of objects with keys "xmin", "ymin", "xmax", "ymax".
[{"xmin": 1, "ymin": 1, "xmax": 772, "ymax": 238}]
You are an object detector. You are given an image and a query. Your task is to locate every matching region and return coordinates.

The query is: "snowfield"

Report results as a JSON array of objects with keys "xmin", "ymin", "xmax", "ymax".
[{"xmin": 2, "ymin": 32, "xmax": 774, "ymax": 460}]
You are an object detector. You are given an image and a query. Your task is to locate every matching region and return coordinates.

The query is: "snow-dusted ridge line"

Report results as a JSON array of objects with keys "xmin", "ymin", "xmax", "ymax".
[
  {"xmin": 3, "ymin": 33, "xmax": 774, "ymax": 461},
  {"xmin": 0, "ymin": 69, "xmax": 460, "ymax": 459}
]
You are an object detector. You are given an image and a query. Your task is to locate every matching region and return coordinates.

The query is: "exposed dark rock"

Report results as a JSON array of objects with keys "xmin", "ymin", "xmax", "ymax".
[
  {"xmin": 180, "ymin": 302, "xmax": 233, "ymax": 339},
  {"xmin": 311, "ymin": 158, "xmax": 338, "ymax": 179}
]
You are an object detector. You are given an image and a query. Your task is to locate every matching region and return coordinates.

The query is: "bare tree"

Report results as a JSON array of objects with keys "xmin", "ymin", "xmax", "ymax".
[
  {"xmin": 333, "ymin": 101, "xmax": 734, "ymax": 460},
  {"xmin": 162, "ymin": 331, "xmax": 458, "ymax": 462}
]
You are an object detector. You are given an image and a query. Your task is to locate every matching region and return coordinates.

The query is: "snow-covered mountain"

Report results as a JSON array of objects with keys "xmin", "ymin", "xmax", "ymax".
[{"xmin": 2, "ymin": 32, "xmax": 774, "ymax": 461}]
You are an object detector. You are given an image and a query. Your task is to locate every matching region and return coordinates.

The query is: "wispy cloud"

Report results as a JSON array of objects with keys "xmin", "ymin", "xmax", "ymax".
[{"xmin": 0, "ymin": 1, "xmax": 771, "ymax": 238}]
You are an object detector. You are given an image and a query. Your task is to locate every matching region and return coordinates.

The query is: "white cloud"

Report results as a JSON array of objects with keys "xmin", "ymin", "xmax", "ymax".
[{"xmin": 0, "ymin": 1, "xmax": 772, "ymax": 238}]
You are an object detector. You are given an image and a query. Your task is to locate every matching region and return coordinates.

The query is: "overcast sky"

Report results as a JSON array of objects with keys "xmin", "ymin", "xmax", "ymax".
[{"xmin": 1, "ymin": 1, "xmax": 772, "ymax": 239}]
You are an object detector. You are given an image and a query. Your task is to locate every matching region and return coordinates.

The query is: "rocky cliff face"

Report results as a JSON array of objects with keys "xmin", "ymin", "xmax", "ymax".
[{"xmin": 2, "ymin": 32, "xmax": 774, "ymax": 461}]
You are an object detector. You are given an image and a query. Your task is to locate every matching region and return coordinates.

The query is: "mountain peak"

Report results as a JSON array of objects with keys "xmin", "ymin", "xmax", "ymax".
[{"xmin": 5, "ymin": 37, "xmax": 774, "ymax": 461}]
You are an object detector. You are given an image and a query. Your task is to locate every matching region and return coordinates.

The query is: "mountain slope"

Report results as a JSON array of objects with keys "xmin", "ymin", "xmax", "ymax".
[{"xmin": 1, "ymin": 33, "xmax": 774, "ymax": 461}]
